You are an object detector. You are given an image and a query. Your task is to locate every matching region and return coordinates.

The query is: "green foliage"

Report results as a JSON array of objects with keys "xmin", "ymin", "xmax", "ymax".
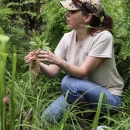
[
  {"xmin": 0, "ymin": 0, "xmax": 46, "ymax": 49},
  {"xmin": 90, "ymin": 92, "xmax": 110, "ymax": 130},
  {"xmin": 41, "ymin": 0, "xmax": 70, "ymax": 50},
  {"xmin": 5, "ymin": 68, "xmax": 65, "ymax": 129},
  {"xmin": 102, "ymin": 0, "xmax": 130, "ymax": 87},
  {"xmin": 0, "ymin": 1, "xmax": 12, "ymax": 32},
  {"xmin": 30, "ymin": 36, "xmax": 51, "ymax": 51},
  {"xmin": 0, "ymin": 0, "xmax": 130, "ymax": 129},
  {"xmin": 0, "ymin": 27, "xmax": 4, "ymax": 35},
  {"xmin": 5, "ymin": 0, "xmax": 45, "ymax": 34},
  {"xmin": 0, "ymin": 0, "xmax": 47, "ymax": 76}
]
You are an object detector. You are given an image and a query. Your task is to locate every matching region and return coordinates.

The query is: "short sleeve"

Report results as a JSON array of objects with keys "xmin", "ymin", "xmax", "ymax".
[
  {"xmin": 54, "ymin": 35, "xmax": 66, "ymax": 59},
  {"xmin": 88, "ymin": 31, "xmax": 113, "ymax": 58},
  {"xmin": 54, "ymin": 30, "xmax": 75, "ymax": 60}
]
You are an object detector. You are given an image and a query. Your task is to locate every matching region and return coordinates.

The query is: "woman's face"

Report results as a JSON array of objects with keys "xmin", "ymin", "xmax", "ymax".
[{"xmin": 65, "ymin": 10, "xmax": 88, "ymax": 30}]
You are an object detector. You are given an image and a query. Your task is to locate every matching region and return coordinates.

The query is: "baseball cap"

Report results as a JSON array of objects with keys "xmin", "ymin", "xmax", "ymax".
[{"xmin": 60, "ymin": 0, "xmax": 104, "ymax": 18}]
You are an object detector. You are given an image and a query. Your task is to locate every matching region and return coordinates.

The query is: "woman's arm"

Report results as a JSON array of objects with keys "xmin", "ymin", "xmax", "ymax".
[
  {"xmin": 38, "ymin": 63, "xmax": 60, "ymax": 78},
  {"xmin": 37, "ymin": 50, "xmax": 106, "ymax": 79},
  {"xmin": 24, "ymin": 51, "xmax": 61, "ymax": 78},
  {"xmin": 58, "ymin": 56, "xmax": 106, "ymax": 78}
]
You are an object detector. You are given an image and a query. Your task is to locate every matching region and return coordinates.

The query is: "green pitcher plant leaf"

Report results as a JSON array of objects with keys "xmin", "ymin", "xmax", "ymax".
[{"xmin": 0, "ymin": 34, "xmax": 9, "ymax": 130}]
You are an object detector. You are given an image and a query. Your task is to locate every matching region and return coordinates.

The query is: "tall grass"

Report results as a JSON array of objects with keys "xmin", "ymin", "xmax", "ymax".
[{"xmin": 5, "ymin": 67, "xmax": 130, "ymax": 130}]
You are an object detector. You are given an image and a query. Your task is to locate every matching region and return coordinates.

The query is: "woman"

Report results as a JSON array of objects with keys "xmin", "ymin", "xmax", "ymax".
[{"xmin": 25, "ymin": 0, "xmax": 124, "ymax": 123}]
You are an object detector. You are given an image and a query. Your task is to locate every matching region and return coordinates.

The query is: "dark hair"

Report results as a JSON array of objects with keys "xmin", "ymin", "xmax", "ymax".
[
  {"xmin": 101, "ymin": 15, "xmax": 113, "ymax": 33},
  {"xmin": 82, "ymin": 11, "xmax": 113, "ymax": 35}
]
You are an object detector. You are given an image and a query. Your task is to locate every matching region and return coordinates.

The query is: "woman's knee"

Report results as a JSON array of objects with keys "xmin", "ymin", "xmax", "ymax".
[
  {"xmin": 41, "ymin": 95, "xmax": 69, "ymax": 123},
  {"xmin": 61, "ymin": 76, "xmax": 70, "ymax": 93}
]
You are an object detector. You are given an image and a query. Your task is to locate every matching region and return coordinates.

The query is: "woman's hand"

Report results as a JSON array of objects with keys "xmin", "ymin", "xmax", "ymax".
[
  {"xmin": 24, "ymin": 50, "xmax": 61, "ymax": 78},
  {"xmin": 37, "ymin": 50, "xmax": 61, "ymax": 65}
]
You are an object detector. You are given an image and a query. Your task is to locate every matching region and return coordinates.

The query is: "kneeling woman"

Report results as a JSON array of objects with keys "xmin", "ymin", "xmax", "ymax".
[{"xmin": 25, "ymin": 0, "xmax": 124, "ymax": 123}]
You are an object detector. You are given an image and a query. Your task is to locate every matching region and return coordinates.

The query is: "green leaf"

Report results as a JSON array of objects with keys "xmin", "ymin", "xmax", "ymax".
[{"xmin": 29, "ymin": 36, "xmax": 51, "ymax": 50}]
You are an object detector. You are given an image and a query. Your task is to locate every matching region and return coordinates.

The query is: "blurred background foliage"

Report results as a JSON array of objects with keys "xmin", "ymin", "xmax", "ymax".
[{"xmin": 0, "ymin": 0, "xmax": 130, "ymax": 129}]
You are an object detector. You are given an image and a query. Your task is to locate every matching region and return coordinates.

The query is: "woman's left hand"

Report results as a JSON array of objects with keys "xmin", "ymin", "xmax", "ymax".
[{"xmin": 37, "ymin": 50, "xmax": 61, "ymax": 65}]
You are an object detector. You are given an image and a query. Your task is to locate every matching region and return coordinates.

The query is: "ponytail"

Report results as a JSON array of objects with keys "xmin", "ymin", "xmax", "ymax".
[
  {"xmin": 87, "ymin": 13, "xmax": 113, "ymax": 35},
  {"xmin": 101, "ymin": 14, "xmax": 113, "ymax": 34}
]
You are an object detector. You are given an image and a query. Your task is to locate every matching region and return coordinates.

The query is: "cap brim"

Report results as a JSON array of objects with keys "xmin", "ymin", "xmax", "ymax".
[{"xmin": 60, "ymin": 0, "xmax": 80, "ymax": 10}]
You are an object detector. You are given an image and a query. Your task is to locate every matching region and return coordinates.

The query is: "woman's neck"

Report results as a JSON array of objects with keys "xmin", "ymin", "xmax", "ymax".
[{"xmin": 76, "ymin": 29, "xmax": 89, "ymax": 42}]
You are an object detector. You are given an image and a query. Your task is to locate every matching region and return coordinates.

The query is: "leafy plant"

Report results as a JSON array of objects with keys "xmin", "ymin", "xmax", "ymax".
[{"xmin": 29, "ymin": 36, "xmax": 51, "ymax": 51}]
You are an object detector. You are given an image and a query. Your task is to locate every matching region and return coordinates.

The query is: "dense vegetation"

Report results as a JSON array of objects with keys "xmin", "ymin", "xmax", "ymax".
[{"xmin": 0, "ymin": 0, "xmax": 130, "ymax": 129}]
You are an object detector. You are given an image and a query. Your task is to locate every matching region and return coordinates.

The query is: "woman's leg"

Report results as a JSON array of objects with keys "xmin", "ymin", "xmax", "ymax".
[
  {"xmin": 61, "ymin": 76, "xmax": 121, "ymax": 110},
  {"xmin": 42, "ymin": 75, "xmax": 121, "ymax": 123},
  {"xmin": 41, "ymin": 95, "xmax": 69, "ymax": 123}
]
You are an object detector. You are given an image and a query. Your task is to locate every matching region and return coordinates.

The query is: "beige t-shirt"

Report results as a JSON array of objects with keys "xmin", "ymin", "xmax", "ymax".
[{"xmin": 54, "ymin": 30, "xmax": 124, "ymax": 96}]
